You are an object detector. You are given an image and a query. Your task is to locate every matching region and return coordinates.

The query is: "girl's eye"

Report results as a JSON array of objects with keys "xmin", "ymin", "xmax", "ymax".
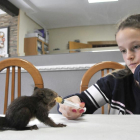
[
  {"xmin": 120, "ymin": 50, "xmax": 126, "ymax": 53},
  {"xmin": 134, "ymin": 45, "xmax": 140, "ymax": 49}
]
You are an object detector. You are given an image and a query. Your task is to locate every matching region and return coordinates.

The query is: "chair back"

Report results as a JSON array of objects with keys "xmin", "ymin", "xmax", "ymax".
[
  {"xmin": 0, "ymin": 58, "xmax": 44, "ymax": 114},
  {"xmin": 80, "ymin": 61, "xmax": 125, "ymax": 114}
]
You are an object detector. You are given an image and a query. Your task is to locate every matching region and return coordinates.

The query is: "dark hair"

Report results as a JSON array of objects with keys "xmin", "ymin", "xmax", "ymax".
[
  {"xmin": 116, "ymin": 14, "xmax": 140, "ymax": 33},
  {"xmin": 113, "ymin": 14, "xmax": 140, "ymax": 78},
  {"xmin": 109, "ymin": 65, "xmax": 132, "ymax": 79}
]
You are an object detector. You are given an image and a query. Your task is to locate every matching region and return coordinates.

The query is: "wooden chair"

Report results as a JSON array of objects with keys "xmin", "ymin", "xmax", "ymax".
[
  {"xmin": 0, "ymin": 58, "xmax": 44, "ymax": 114},
  {"xmin": 80, "ymin": 61, "xmax": 125, "ymax": 114}
]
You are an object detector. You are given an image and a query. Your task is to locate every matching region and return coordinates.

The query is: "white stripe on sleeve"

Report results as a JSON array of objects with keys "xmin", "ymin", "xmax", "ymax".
[{"xmin": 86, "ymin": 85, "xmax": 107, "ymax": 107}]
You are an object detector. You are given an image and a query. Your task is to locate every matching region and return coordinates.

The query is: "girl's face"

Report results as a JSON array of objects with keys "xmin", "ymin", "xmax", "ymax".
[{"xmin": 116, "ymin": 28, "xmax": 140, "ymax": 73}]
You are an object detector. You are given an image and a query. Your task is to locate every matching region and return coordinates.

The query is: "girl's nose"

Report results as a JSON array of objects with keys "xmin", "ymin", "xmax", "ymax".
[{"xmin": 126, "ymin": 51, "xmax": 134, "ymax": 60}]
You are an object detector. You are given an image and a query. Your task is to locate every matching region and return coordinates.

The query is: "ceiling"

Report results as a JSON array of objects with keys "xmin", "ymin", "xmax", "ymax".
[{"xmin": 8, "ymin": 0, "xmax": 140, "ymax": 30}]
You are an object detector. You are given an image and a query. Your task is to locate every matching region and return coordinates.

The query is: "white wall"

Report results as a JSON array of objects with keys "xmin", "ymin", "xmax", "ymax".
[
  {"xmin": 48, "ymin": 24, "xmax": 116, "ymax": 51},
  {"xmin": 0, "ymin": 51, "xmax": 124, "ymax": 114},
  {"xmin": 18, "ymin": 10, "xmax": 117, "ymax": 55},
  {"xmin": 18, "ymin": 10, "xmax": 42, "ymax": 56}
]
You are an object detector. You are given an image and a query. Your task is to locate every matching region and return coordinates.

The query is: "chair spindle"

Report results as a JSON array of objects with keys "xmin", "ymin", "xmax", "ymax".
[
  {"xmin": 11, "ymin": 66, "xmax": 15, "ymax": 102},
  {"xmin": 101, "ymin": 69, "xmax": 105, "ymax": 114},
  {"xmin": 4, "ymin": 67, "xmax": 10, "ymax": 114},
  {"xmin": 18, "ymin": 67, "xmax": 21, "ymax": 97}
]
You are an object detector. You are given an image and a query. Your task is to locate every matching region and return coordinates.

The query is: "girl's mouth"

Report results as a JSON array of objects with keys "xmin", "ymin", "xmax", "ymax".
[{"xmin": 129, "ymin": 63, "xmax": 137, "ymax": 67}]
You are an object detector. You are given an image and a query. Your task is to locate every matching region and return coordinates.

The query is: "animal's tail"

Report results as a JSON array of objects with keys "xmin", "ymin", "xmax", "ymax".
[
  {"xmin": 0, "ymin": 116, "xmax": 7, "ymax": 130},
  {"xmin": 0, "ymin": 117, "xmax": 15, "ymax": 131}
]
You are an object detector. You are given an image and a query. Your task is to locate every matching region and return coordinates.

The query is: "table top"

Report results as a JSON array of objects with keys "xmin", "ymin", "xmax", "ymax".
[{"xmin": 0, "ymin": 114, "xmax": 140, "ymax": 140}]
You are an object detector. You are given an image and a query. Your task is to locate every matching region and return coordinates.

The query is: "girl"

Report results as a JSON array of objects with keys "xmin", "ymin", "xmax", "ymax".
[{"xmin": 59, "ymin": 14, "xmax": 140, "ymax": 119}]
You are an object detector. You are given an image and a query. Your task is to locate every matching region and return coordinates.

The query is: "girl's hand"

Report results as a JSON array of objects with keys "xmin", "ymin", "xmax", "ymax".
[
  {"xmin": 132, "ymin": 64, "xmax": 140, "ymax": 74},
  {"xmin": 133, "ymin": 64, "xmax": 140, "ymax": 85},
  {"xmin": 59, "ymin": 96, "xmax": 85, "ymax": 120}
]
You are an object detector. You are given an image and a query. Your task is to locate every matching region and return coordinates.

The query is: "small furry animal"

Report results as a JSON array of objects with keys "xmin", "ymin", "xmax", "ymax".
[{"xmin": 0, "ymin": 87, "xmax": 66, "ymax": 130}]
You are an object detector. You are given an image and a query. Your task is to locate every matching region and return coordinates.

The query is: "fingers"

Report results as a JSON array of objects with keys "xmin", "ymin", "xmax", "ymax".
[
  {"xmin": 59, "ymin": 104, "xmax": 84, "ymax": 120},
  {"xmin": 64, "ymin": 108, "xmax": 83, "ymax": 120},
  {"xmin": 59, "ymin": 96, "xmax": 85, "ymax": 120},
  {"xmin": 132, "ymin": 64, "xmax": 140, "ymax": 74},
  {"xmin": 66, "ymin": 96, "xmax": 81, "ymax": 103},
  {"xmin": 80, "ymin": 102, "xmax": 85, "ymax": 108}
]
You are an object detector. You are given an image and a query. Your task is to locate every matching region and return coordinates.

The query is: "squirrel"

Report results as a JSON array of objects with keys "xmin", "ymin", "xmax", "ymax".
[{"xmin": 0, "ymin": 87, "xmax": 66, "ymax": 130}]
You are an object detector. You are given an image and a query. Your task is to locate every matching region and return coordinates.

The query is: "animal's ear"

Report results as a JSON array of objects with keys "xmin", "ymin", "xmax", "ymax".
[{"xmin": 34, "ymin": 87, "xmax": 38, "ymax": 90}]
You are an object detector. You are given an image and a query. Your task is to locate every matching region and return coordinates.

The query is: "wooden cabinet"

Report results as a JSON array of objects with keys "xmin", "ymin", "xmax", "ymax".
[
  {"xmin": 69, "ymin": 41, "xmax": 92, "ymax": 53},
  {"xmin": 88, "ymin": 41, "xmax": 117, "ymax": 47},
  {"xmin": 24, "ymin": 37, "xmax": 49, "ymax": 56},
  {"xmin": 69, "ymin": 41, "xmax": 92, "ymax": 49}
]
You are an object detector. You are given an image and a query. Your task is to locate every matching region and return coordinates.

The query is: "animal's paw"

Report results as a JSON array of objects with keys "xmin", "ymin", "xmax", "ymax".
[
  {"xmin": 30, "ymin": 125, "xmax": 39, "ymax": 130},
  {"xmin": 56, "ymin": 123, "xmax": 66, "ymax": 127}
]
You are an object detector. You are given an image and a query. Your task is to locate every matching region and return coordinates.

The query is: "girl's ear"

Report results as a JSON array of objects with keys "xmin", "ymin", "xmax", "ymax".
[{"xmin": 34, "ymin": 87, "xmax": 39, "ymax": 90}]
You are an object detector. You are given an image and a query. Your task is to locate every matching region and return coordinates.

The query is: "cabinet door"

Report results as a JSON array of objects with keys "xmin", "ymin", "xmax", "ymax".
[
  {"xmin": 37, "ymin": 40, "xmax": 43, "ymax": 55},
  {"xmin": 44, "ymin": 43, "xmax": 49, "ymax": 54}
]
